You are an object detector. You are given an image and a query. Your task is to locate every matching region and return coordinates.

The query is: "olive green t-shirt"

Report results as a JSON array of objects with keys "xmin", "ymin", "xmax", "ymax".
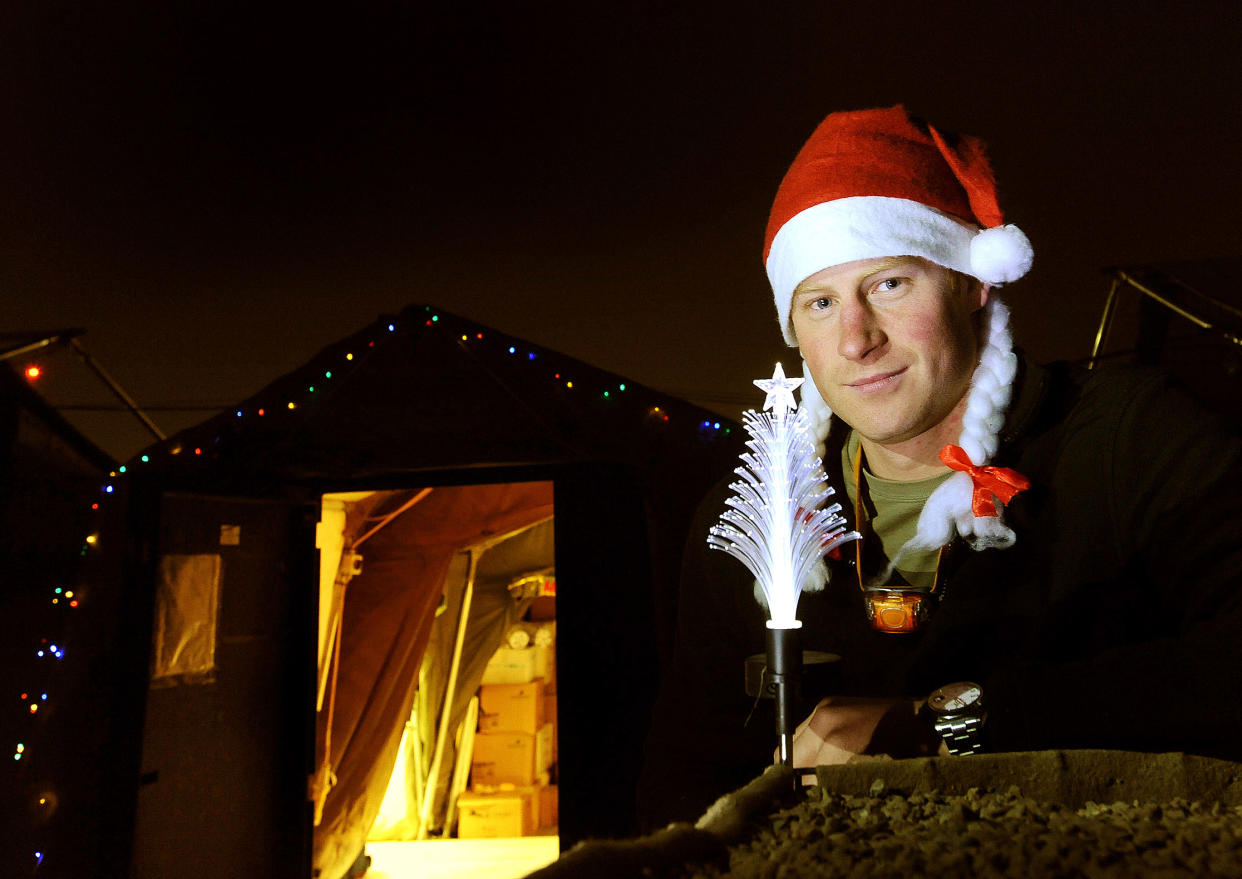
[{"xmin": 841, "ymin": 431, "xmax": 950, "ymax": 589}]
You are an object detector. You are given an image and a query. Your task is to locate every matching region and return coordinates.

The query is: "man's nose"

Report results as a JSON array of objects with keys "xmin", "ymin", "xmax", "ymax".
[{"xmin": 838, "ymin": 300, "xmax": 886, "ymax": 361}]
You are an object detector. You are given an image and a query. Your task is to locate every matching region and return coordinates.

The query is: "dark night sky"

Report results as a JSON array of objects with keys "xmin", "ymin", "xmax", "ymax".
[{"xmin": 4, "ymin": 3, "xmax": 1241, "ymax": 462}]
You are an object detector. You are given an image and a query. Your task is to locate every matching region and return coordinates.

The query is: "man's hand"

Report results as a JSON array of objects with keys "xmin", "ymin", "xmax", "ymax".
[{"xmin": 788, "ymin": 696, "xmax": 944, "ymax": 768}]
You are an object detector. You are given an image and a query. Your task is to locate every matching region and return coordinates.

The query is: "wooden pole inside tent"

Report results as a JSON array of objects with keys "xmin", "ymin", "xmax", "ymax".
[
  {"xmin": 444, "ymin": 695, "xmax": 480, "ymax": 836},
  {"xmin": 418, "ymin": 547, "xmax": 479, "ymax": 839},
  {"xmin": 353, "ymin": 488, "xmax": 434, "ymax": 549},
  {"xmin": 316, "ymin": 565, "xmax": 352, "ymax": 712},
  {"xmin": 410, "ymin": 684, "xmax": 428, "ymax": 824}
]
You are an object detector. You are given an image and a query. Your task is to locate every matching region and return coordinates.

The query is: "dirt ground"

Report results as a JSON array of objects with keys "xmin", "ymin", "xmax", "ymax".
[
  {"xmin": 809, "ymin": 750, "xmax": 1242, "ymax": 808},
  {"xmin": 530, "ymin": 751, "xmax": 1242, "ymax": 878}
]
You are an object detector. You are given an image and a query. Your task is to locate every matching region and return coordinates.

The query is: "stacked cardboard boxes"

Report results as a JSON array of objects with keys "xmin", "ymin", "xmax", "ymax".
[
  {"xmin": 470, "ymin": 681, "xmax": 553, "ymax": 787},
  {"xmin": 461, "ymin": 622, "xmax": 558, "ymax": 838}
]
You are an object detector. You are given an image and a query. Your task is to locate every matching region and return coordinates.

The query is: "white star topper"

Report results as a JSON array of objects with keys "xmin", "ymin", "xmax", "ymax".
[{"xmin": 753, "ymin": 362, "xmax": 804, "ymax": 415}]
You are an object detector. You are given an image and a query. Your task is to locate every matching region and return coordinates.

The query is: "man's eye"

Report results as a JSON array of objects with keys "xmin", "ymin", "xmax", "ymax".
[
  {"xmin": 874, "ymin": 278, "xmax": 902, "ymax": 293},
  {"xmin": 810, "ymin": 297, "xmax": 832, "ymax": 311}
]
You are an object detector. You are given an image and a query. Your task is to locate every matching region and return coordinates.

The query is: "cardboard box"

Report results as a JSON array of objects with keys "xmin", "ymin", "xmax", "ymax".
[
  {"xmin": 482, "ymin": 646, "xmax": 538, "ymax": 685},
  {"xmin": 479, "ymin": 680, "xmax": 545, "ymax": 734},
  {"xmin": 536, "ymin": 722, "xmax": 554, "ymax": 775},
  {"xmin": 472, "ymin": 724, "xmax": 555, "ymax": 786},
  {"xmin": 545, "ymin": 693, "xmax": 557, "ymax": 765},
  {"xmin": 458, "ymin": 784, "xmax": 541, "ymax": 838},
  {"xmin": 473, "ymin": 731, "xmax": 539, "ymax": 786},
  {"xmin": 515, "ymin": 784, "xmax": 540, "ymax": 834},
  {"xmin": 534, "ymin": 644, "xmax": 553, "ymax": 684},
  {"xmin": 457, "ymin": 790, "xmax": 525, "ymax": 838},
  {"xmin": 539, "ymin": 784, "xmax": 558, "ymax": 829}
]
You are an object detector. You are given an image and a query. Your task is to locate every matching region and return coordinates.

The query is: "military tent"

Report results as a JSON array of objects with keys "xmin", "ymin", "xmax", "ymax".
[{"xmin": 95, "ymin": 304, "xmax": 742, "ymax": 878}]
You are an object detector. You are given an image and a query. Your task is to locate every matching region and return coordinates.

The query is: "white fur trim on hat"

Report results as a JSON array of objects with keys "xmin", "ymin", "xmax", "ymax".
[{"xmin": 767, "ymin": 197, "xmax": 1032, "ymax": 346}]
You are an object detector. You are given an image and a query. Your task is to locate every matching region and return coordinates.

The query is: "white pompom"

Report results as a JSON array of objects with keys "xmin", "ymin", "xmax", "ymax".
[{"xmin": 970, "ymin": 224, "xmax": 1034, "ymax": 284}]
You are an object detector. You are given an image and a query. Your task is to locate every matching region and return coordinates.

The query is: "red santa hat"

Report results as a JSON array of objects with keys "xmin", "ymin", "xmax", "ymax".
[
  {"xmin": 768, "ymin": 106, "xmax": 1035, "ymax": 568},
  {"xmin": 764, "ymin": 105, "xmax": 1033, "ymax": 345}
]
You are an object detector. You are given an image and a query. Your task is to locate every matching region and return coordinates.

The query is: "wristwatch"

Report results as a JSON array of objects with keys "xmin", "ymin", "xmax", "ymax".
[{"xmin": 926, "ymin": 681, "xmax": 986, "ymax": 756}]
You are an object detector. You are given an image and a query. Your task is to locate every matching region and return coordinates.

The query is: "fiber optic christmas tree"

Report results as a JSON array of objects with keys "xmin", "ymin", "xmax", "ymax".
[{"xmin": 707, "ymin": 364, "xmax": 858, "ymax": 770}]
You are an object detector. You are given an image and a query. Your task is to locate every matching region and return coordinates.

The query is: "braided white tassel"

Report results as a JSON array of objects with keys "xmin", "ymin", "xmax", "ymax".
[{"xmin": 897, "ymin": 296, "xmax": 1018, "ymax": 559}]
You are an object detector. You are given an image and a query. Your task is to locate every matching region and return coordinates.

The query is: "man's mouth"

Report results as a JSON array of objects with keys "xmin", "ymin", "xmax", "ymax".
[{"xmin": 846, "ymin": 368, "xmax": 905, "ymax": 392}]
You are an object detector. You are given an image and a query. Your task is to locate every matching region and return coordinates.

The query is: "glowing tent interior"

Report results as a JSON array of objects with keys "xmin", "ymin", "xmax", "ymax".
[{"xmin": 311, "ymin": 483, "xmax": 556, "ymax": 877}]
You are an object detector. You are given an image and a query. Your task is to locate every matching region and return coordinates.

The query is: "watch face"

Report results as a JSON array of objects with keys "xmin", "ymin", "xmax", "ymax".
[{"xmin": 930, "ymin": 682, "xmax": 981, "ymax": 713}]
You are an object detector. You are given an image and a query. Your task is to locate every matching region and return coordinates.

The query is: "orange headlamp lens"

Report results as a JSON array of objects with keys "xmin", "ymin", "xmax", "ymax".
[{"xmin": 863, "ymin": 588, "xmax": 932, "ymax": 634}]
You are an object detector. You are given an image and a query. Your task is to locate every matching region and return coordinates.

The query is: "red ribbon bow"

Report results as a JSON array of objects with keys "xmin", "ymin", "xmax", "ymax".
[{"xmin": 939, "ymin": 444, "xmax": 1031, "ymax": 518}]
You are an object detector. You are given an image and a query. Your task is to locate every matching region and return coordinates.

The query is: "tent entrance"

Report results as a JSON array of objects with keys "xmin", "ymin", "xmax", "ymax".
[{"xmin": 313, "ymin": 481, "xmax": 558, "ymax": 879}]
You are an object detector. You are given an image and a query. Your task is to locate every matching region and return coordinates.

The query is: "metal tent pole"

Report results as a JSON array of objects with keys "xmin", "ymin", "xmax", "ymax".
[
  {"xmin": 417, "ymin": 548, "xmax": 479, "ymax": 839},
  {"xmin": 68, "ymin": 338, "xmax": 166, "ymax": 441}
]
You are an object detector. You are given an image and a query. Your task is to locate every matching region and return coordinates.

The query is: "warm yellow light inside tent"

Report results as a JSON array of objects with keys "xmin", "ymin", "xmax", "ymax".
[{"xmin": 316, "ymin": 485, "xmax": 559, "ymax": 879}]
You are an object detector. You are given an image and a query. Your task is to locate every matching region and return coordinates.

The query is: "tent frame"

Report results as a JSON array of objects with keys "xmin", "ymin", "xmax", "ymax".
[{"xmin": 1090, "ymin": 266, "xmax": 1242, "ymax": 368}]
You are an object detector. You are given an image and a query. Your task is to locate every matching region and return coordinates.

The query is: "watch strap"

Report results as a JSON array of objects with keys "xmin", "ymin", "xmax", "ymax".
[{"xmin": 933, "ymin": 713, "xmax": 985, "ymax": 756}]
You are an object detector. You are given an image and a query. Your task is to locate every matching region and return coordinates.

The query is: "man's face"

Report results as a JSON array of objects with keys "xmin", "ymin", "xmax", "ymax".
[{"xmin": 790, "ymin": 256, "xmax": 986, "ymax": 449}]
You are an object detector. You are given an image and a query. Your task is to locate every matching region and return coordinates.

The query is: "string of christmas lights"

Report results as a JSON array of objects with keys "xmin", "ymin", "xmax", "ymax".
[
  {"xmin": 14, "ymin": 306, "xmax": 736, "ymax": 479},
  {"xmin": 10, "ymin": 485, "xmax": 103, "ymax": 874},
  {"xmin": 114, "ymin": 305, "xmax": 736, "ymax": 471},
  {"xmin": 4, "ymin": 339, "xmax": 110, "ymax": 872}
]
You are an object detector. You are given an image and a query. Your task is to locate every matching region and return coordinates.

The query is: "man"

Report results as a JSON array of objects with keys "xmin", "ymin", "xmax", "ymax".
[{"xmin": 637, "ymin": 105, "xmax": 1242, "ymax": 828}]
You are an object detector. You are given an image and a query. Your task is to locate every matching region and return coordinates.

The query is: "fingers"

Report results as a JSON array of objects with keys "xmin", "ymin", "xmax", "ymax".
[
  {"xmin": 791, "ymin": 720, "xmax": 824, "ymax": 768},
  {"xmin": 811, "ymin": 740, "xmax": 857, "ymax": 767}
]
